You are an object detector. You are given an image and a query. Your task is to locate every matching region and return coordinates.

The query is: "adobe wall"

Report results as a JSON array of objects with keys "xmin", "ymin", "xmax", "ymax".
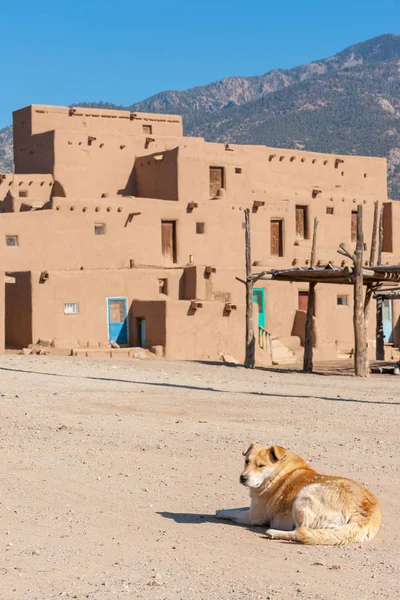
[
  {"xmin": 135, "ymin": 149, "xmax": 179, "ymax": 201},
  {"xmin": 0, "ymin": 194, "xmax": 395, "ymax": 274},
  {"xmin": 13, "ymin": 105, "xmax": 183, "ymax": 145},
  {"xmin": 173, "ymin": 142, "xmax": 387, "ymax": 205},
  {"xmin": 0, "ymin": 174, "xmax": 54, "ymax": 212},
  {"xmin": 23, "ymin": 268, "xmax": 183, "ymax": 348},
  {"xmin": 13, "ymin": 105, "xmax": 184, "ymax": 199},
  {"xmin": 130, "ymin": 301, "xmax": 167, "ymax": 349}
]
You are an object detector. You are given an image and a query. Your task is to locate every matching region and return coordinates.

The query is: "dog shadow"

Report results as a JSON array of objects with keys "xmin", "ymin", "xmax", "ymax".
[{"xmin": 157, "ymin": 510, "xmax": 265, "ymax": 532}]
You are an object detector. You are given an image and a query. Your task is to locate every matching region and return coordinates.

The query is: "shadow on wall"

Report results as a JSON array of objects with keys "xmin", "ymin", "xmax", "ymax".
[
  {"xmin": 118, "ymin": 166, "xmax": 136, "ymax": 196},
  {"xmin": 291, "ymin": 310, "xmax": 306, "ymax": 346},
  {"xmin": 51, "ymin": 181, "xmax": 66, "ymax": 198}
]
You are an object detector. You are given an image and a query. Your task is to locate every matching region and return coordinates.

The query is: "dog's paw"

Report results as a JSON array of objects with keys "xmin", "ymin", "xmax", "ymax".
[{"xmin": 265, "ymin": 529, "xmax": 276, "ymax": 540}]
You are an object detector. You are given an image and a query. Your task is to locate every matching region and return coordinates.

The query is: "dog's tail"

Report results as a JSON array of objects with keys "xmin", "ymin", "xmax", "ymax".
[{"xmin": 294, "ymin": 505, "xmax": 382, "ymax": 546}]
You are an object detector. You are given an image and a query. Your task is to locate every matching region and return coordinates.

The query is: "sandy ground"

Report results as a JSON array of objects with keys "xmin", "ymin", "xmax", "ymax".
[{"xmin": 0, "ymin": 354, "xmax": 399, "ymax": 600}]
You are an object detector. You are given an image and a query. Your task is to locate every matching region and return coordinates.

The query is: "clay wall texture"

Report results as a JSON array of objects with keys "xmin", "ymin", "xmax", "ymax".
[{"xmin": 0, "ymin": 104, "xmax": 399, "ymax": 361}]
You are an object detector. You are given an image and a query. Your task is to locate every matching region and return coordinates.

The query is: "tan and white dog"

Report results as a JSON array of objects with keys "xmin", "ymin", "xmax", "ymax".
[{"xmin": 216, "ymin": 443, "xmax": 381, "ymax": 545}]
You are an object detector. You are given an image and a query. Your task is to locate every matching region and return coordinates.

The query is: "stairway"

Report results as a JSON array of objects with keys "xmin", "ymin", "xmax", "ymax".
[{"xmin": 270, "ymin": 336, "xmax": 297, "ymax": 365}]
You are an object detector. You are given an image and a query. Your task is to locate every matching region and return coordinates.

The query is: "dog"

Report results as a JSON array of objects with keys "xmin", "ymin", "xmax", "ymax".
[{"xmin": 216, "ymin": 443, "xmax": 381, "ymax": 546}]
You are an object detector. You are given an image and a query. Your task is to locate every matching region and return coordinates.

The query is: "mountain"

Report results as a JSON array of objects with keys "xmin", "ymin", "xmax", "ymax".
[{"xmin": 1, "ymin": 34, "xmax": 400, "ymax": 197}]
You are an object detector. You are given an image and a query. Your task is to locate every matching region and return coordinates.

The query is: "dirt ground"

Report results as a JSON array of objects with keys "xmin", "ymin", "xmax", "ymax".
[{"xmin": 0, "ymin": 354, "xmax": 398, "ymax": 600}]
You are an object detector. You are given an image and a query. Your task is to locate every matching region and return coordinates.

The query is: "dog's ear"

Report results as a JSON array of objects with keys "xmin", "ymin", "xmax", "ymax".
[
  {"xmin": 242, "ymin": 442, "xmax": 260, "ymax": 457},
  {"xmin": 270, "ymin": 445, "xmax": 287, "ymax": 462}
]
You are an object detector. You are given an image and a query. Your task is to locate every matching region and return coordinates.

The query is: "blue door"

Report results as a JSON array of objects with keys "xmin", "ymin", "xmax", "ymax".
[
  {"xmin": 383, "ymin": 299, "xmax": 393, "ymax": 343},
  {"xmin": 253, "ymin": 288, "xmax": 266, "ymax": 329},
  {"xmin": 107, "ymin": 297, "xmax": 128, "ymax": 344}
]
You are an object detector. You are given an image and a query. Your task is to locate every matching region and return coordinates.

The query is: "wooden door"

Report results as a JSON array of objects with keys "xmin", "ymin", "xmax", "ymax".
[
  {"xmin": 270, "ymin": 220, "xmax": 283, "ymax": 256},
  {"xmin": 382, "ymin": 299, "xmax": 393, "ymax": 342},
  {"xmin": 209, "ymin": 167, "xmax": 224, "ymax": 197},
  {"xmin": 298, "ymin": 291, "xmax": 309, "ymax": 312},
  {"xmin": 253, "ymin": 288, "xmax": 266, "ymax": 328},
  {"xmin": 107, "ymin": 297, "xmax": 128, "ymax": 344},
  {"xmin": 161, "ymin": 221, "xmax": 177, "ymax": 263}
]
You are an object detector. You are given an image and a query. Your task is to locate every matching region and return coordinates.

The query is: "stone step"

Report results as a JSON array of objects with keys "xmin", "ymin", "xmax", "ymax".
[{"xmin": 270, "ymin": 337, "xmax": 297, "ymax": 365}]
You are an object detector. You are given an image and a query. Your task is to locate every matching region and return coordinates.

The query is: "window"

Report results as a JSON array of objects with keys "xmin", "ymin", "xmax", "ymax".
[
  {"xmin": 5, "ymin": 235, "xmax": 18, "ymax": 247},
  {"xmin": 351, "ymin": 211, "xmax": 358, "ymax": 242},
  {"xmin": 209, "ymin": 166, "xmax": 224, "ymax": 197},
  {"xmin": 295, "ymin": 205, "xmax": 309, "ymax": 240},
  {"xmin": 64, "ymin": 302, "xmax": 79, "ymax": 314},
  {"xmin": 326, "ymin": 207, "xmax": 334, "ymax": 215},
  {"xmin": 143, "ymin": 124, "xmax": 152, "ymax": 135},
  {"xmin": 337, "ymin": 296, "xmax": 348, "ymax": 306},
  {"xmin": 94, "ymin": 223, "xmax": 106, "ymax": 235},
  {"xmin": 196, "ymin": 222, "xmax": 205, "ymax": 234},
  {"xmin": 19, "ymin": 190, "xmax": 28, "ymax": 198},
  {"xmin": 235, "ymin": 167, "xmax": 242, "ymax": 174},
  {"xmin": 270, "ymin": 219, "xmax": 283, "ymax": 257},
  {"xmin": 158, "ymin": 278, "xmax": 168, "ymax": 295}
]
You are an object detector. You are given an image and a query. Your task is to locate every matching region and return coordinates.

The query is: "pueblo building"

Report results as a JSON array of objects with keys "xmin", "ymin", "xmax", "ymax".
[{"xmin": 0, "ymin": 104, "xmax": 399, "ymax": 364}]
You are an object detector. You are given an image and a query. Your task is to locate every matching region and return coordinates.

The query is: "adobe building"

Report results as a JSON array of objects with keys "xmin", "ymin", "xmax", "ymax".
[{"xmin": 0, "ymin": 104, "xmax": 399, "ymax": 363}]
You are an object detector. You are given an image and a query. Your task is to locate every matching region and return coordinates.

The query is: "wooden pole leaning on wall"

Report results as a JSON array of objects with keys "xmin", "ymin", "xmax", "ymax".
[
  {"xmin": 353, "ymin": 204, "xmax": 369, "ymax": 377},
  {"xmin": 244, "ymin": 208, "xmax": 255, "ymax": 369},
  {"xmin": 303, "ymin": 217, "xmax": 319, "ymax": 373},
  {"xmin": 376, "ymin": 205, "xmax": 385, "ymax": 360},
  {"xmin": 337, "ymin": 203, "xmax": 368, "ymax": 377},
  {"xmin": 363, "ymin": 200, "xmax": 379, "ymax": 362}
]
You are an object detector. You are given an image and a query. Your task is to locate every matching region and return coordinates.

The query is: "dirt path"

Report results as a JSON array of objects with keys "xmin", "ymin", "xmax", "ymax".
[{"xmin": 0, "ymin": 354, "xmax": 398, "ymax": 599}]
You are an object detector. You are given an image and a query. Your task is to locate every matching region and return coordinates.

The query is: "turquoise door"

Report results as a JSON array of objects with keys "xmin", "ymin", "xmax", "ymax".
[
  {"xmin": 253, "ymin": 288, "xmax": 266, "ymax": 328},
  {"xmin": 383, "ymin": 299, "xmax": 393, "ymax": 343},
  {"xmin": 107, "ymin": 297, "xmax": 128, "ymax": 344}
]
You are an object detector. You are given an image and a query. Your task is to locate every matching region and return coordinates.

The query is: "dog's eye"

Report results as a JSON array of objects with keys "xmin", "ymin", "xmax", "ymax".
[{"xmin": 258, "ymin": 464, "xmax": 266, "ymax": 468}]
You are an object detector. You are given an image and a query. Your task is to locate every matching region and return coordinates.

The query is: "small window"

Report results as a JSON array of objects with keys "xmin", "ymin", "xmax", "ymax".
[
  {"xmin": 196, "ymin": 222, "xmax": 205, "ymax": 234},
  {"xmin": 6, "ymin": 235, "xmax": 18, "ymax": 247},
  {"xmin": 143, "ymin": 124, "xmax": 152, "ymax": 134},
  {"xmin": 326, "ymin": 207, "xmax": 334, "ymax": 215},
  {"xmin": 64, "ymin": 302, "xmax": 79, "ymax": 314},
  {"xmin": 19, "ymin": 190, "xmax": 28, "ymax": 198},
  {"xmin": 158, "ymin": 278, "xmax": 168, "ymax": 295},
  {"xmin": 94, "ymin": 223, "xmax": 106, "ymax": 235},
  {"xmin": 337, "ymin": 296, "xmax": 348, "ymax": 306},
  {"xmin": 235, "ymin": 167, "xmax": 242, "ymax": 174}
]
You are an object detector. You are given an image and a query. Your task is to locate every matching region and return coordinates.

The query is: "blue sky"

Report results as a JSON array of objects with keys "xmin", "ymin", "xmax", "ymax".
[{"xmin": 1, "ymin": 0, "xmax": 399, "ymax": 128}]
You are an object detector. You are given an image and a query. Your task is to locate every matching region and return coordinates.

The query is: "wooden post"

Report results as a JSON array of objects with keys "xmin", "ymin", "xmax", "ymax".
[
  {"xmin": 244, "ymin": 208, "xmax": 255, "ymax": 369},
  {"xmin": 363, "ymin": 200, "xmax": 379, "ymax": 357},
  {"xmin": 376, "ymin": 205, "xmax": 385, "ymax": 360},
  {"xmin": 303, "ymin": 217, "xmax": 319, "ymax": 373},
  {"xmin": 353, "ymin": 204, "xmax": 368, "ymax": 377}
]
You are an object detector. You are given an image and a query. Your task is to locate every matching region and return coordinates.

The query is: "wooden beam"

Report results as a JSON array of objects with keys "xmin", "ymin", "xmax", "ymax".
[
  {"xmin": 244, "ymin": 208, "xmax": 255, "ymax": 369},
  {"xmin": 376, "ymin": 205, "xmax": 385, "ymax": 360},
  {"xmin": 303, "ymin": 217, "xmax": 319, "ymax": 373}
]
